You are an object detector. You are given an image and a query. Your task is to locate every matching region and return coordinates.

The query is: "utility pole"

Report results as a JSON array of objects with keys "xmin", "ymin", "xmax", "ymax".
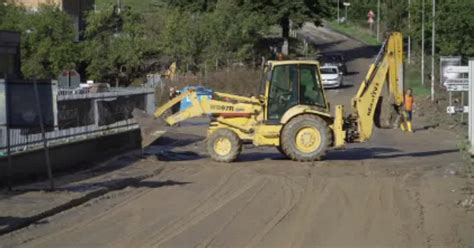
[
  {"xmin": 33, "ymin": 80, "xmax": 54, "ymax": 190},
  {"xmin": 345, "ymin": 3, "xmax": 348, "ymax": 21},
  {"xmin": 337, "ymin": 0, "xmax": 340, "ymax": 23},
  {"xmin": 431, "ymin": 0, "xmax": 436, "ymax": 101},
  {"xmin": 408, "ymin": 0, "xmax": 411, "ymax": 64},
  {"xmin": 377, "ymin": 0, "xmax": 381, "ymax": 42},
  {"xmin": 116, "ymin": 0, "xmax": 121, "ymax": 14},
  {"xmin": 421, "ymin": 0, "xmax": 425, "ymax": 86}
]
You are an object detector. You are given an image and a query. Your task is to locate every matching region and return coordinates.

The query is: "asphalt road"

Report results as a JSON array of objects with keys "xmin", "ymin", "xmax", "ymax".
[{"xmin": 1, "ymin": 24, "xmax": 472, "ymax": 248}]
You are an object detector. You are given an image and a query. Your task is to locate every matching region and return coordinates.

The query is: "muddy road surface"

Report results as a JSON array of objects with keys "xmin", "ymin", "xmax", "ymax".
[{"xmin": 1, "ymin": 25, "xmax": 472, "ymax": 248}]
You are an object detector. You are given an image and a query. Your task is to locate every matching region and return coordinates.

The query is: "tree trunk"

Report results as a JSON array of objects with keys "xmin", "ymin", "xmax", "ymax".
[
  {"xmin": 280, "ymin": 17, "xmax": 290, "ymax": 56},
  {"xmin": 280, "ymin": 17, "xmax": 290, "ymax": 40}
]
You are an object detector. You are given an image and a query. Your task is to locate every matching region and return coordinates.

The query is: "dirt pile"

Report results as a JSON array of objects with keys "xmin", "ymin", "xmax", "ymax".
[{"xmin": 416, "ymin": 93, "xmax": 468, "ymax": 136}]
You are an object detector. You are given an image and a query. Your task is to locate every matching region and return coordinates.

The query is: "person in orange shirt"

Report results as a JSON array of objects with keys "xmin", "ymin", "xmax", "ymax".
[{"xmin": 401, "ymin": 88, "xmax": 414, "ymax": 132}]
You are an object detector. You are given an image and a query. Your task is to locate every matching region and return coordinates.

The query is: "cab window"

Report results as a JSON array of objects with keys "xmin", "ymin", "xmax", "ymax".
[
  {"xmin": 300, "ymin": 64, "xmax": 326, "ymax": 107},
  {"xmin": 267, "ymin": 65, "xmax": 298, "ymax": 121}
]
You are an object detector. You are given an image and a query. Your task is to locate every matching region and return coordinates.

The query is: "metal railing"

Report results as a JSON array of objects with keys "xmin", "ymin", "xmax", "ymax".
[
  {"xmin": 0, "ymin": 121, "xmax": 138, "ymax": 154},
  {"xmin": 0, "ymin": 85, "xmax": 155, "ymax": 156},
  {"xmin": 57, "ymin": 86, "xmax": 155, "ymax": 100}
]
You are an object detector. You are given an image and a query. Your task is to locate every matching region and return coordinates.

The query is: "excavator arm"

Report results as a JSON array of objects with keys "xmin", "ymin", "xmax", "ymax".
[
  {"xmin": 346, "ymin": 32, "xmax": 405, "ymax": 143},
  {"xmin": 134, "ymin": 89, "xmax": 262, "ymax": 147},
  {"xmin": 154, "ymin": 90, "xmax": 262, "ymax": 127}
]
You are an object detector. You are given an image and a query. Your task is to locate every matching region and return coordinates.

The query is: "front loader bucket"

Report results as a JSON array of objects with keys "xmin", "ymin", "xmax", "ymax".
[{"xmin": 132, "ymin": 109, "xmax": 169, "ymax": 148}]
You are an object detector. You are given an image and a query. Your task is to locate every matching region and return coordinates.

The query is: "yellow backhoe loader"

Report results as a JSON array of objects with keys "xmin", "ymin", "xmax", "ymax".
[{"xmin": 134, "ymin": 32, "xmax": 404, "ymax": 162}]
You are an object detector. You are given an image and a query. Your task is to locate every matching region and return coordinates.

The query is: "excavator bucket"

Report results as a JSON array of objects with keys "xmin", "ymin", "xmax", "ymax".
[{"xmin": 132, "ymin": 109, "xmax": 169, "ymax": 148}]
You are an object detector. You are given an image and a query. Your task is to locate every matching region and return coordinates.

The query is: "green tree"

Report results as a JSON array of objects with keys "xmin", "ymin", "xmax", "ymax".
[
  {"xmin": 158, "ymin": 9, "xmax": 207, "ymax": 67},
  {"xmin": 21, "ymin": 5, "xmax": 78, "ymax": 78},
  {"xmin": 157, "ymin": 0, "xmax": 266, "ymax": 71},
  {"xmin": 162, "ymin": 0, "xmax": 217, "ymax": 12},
  {"xmin": 436, "ymin": 0, "xmax": 474, "ymax": 58},
  {"xmin": 251, "ymin": 0, "xmax": 330, "ymax": 39},
  {"xmin": 203, "ymin": 0, "xmax": 266, "ymax": 62},
  {"xmin": 346, "ymin": 0, "xmax": 377, "ymax": 20},
  {"xmin": 0, "ymin": 3, "xmax": 79, "ymax": 79},
  {"xmin": 407, "ymin": 0, "xmax": 474, "ymax": 59},
  {"xmin": 383, "ymin": 0, "xmax": 408, "ymax": 32},
  {"xmin": 161, "ymin": 0, "xmax": 331, "ymax": 53},
  {"xmin": 0, "ymin": 1, "xmax": 25, "ymax": 31},
  {"xmin": 82, "ymin": 6, "xmax": 149, "ymax": 85}
]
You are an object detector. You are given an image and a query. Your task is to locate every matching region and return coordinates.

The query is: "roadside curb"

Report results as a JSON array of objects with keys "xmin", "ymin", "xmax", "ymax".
[{"xmin": 0, "ymin": 166, "xmax": 163, "ymax": 236}]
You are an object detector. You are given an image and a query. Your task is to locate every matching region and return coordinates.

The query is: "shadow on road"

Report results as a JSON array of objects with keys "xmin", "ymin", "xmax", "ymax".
[
  {"xmin": 327, "ymin": 147, "xmax": 459, "ymax": 161},
  {"xmin": 61, "ymin": 178, "xmax": 191, "ymax": 193},
  {"xmin": 152, "ymin": 132, "xmax": 203, "ymax": 148},
  {"xmin": 332, "ymin": 45, "xmax": 379, "ymax": 63},
  {"xmin": 233, "ymin": 147, "xmax": 458, "ymax": 163},
  {"xmin": 325, "ymin": 84, "xmax": 354, "ymax": 90},
  {"xmin": 6, "ymin": 178, "xmax": 191, "ymax": 194},
  {"xmin": 310, "ymin": 40, "xmax": 345, "ymax": 52},
  {"xmin": 0, "ymin": 216, "xmax": 31, "ymax": 227},
  {"xmin": 344, "ymin": 71, "xmax": 359, "ymax": 76},
  {"xmin": 0, "ymin": 216, "xmax": 48, "ymax": 234},
  {"xmin": 309, "ymin": 38, "xmax": 379, "ymax": 63},
  {"xmin": 152, "ymin": 151, "xmax": 201, "ymax": 161}
]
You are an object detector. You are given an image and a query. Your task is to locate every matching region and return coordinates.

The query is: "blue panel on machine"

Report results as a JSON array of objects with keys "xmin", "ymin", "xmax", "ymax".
[{"xmin": 179, "ymin": 86, "xmax": 213, "ymax": 111}]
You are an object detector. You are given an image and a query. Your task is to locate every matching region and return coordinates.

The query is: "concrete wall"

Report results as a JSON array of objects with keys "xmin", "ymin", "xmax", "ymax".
[{"xmin": 0, "ymin": 129, "xmax": 141, "ymax": 186}]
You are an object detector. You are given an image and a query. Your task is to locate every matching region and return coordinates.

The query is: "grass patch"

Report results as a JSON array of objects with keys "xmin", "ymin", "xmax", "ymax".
[
  {"xmin": 405, "ymin": 66, "xmax": 431, "ymax": 97},
  {"xmin": 326, "ymin": 20, "xmax": 380, "ymax": 46}
]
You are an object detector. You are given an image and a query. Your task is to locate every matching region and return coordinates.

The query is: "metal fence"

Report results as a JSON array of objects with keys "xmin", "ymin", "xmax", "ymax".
[{"xmin": 0, "ymin": 80, "xmax": 155, "ymax": 156}]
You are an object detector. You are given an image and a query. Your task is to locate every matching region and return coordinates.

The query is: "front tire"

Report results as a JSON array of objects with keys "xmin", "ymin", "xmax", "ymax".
[
  {"xmin": 207, "ymin": 129, "xmax": 242, "ymax": 162},
  {"xmin": 281, "ymin": 115, "xmax": 331, "ymax": 161}
]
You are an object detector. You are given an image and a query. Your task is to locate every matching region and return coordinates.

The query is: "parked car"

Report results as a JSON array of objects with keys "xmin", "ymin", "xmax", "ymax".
[
  {"xmin": 320, "ymin": 65, "xmax": 343, "ymax": 88},
  {"xmin": 317, "ymin": 53, "xmax": 348, "ymax": 75}
]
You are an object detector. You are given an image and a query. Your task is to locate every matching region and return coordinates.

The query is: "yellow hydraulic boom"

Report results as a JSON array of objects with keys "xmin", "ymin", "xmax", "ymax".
[
  {"xmin": 344, "ymin": 32, "xmax": 404, "ymax": 142},
  {"xmin": 154, "ymin": 90, "xmax": 262, "ymax": 127}
]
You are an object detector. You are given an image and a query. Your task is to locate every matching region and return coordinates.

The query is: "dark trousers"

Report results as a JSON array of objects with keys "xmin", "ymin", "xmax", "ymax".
[{"xmin": 405, "ymin": 110, "xmax": 413, "ymax": 121}]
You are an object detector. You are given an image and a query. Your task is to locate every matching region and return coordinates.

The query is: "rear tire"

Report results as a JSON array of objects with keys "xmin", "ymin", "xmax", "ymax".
[
  {"xmin": 281, "ymin": 115, "xmax": 331, "ymax": 161},
  {"xmin": 207, "ymin": 129, "xmax": 242, "ymax": 162}
]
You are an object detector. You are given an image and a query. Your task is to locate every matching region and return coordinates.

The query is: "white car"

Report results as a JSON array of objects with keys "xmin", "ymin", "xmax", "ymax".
[{"xmin": 320, "ymin": 65, "xmax": 343, "ymax": 88}]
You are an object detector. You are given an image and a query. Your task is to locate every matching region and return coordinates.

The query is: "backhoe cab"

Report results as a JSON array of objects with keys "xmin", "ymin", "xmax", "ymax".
[
  {"xmin": 206, "ymin": 60, "xmax": 334, "ymax": 162},
  {"xmin": 136, "ymin": 32, "xmax": 404, "ymax": 162}
]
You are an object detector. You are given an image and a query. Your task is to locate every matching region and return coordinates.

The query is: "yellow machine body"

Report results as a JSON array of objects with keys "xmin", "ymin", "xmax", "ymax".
[
  {"xmin": 155, "ymin": 60, "xmax": 334, "ymax": 148},
  {"xmin": 142, "ymin": 32, "xmax": 405, "ymax": 162}
]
